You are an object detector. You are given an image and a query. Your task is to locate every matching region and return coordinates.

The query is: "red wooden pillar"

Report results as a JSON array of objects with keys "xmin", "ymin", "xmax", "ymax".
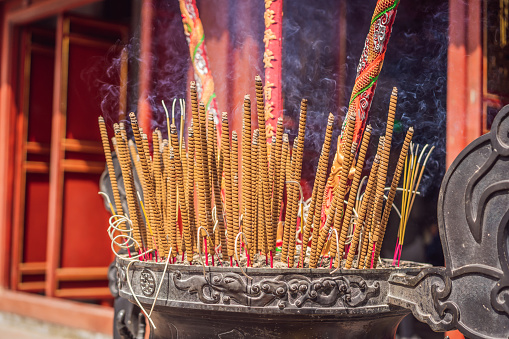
[
  {"xmin": 46, "ymin": 14, "xmax": 67, "ymax": 297},
  {"xmin": 447, "ymin": 0, "xmax": 483, "ymax": 169},
  {"xmin": 0, "ymin": 4, "xmax": 14, "ymax": 289}
]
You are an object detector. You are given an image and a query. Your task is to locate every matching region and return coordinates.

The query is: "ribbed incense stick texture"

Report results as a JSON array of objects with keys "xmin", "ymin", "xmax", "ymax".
[
  {"xmin": 268, "ymin": 119, "xmax": 284, "ymax": 252},
  {"xmin": 114, "ymin": 126, "xmax": 142, "ymax": 250},
  {"xmin": 241, "ymin": 96, "xmax": 253, "ymax": 257},
  {"xmin": 198, "ymin": 103, "xmax": 214, "ymax": 254},
  {"xmin": 170, "ymin": 125, "xmax": 192, "ymax": 262},
  {"xmin": 368, "ymin": 93, "xmax": 397, "ymax": 267},
  {"xmin": 330, "ymin": 142, "xmax": 357, "ymax": 263},
  {"xmin": 208, "ymin": 111, "xmax": 227, "ymax": 258},
  {"xmin": 168, "ymin": 151, "xmax": 178, "ymax": 257},
  {"xmin": 152, "ymin": 130, "xmax": 167, "ymax": 256},
  {"xmin": 310, "ymin": 111, "xmax": 355, "ymax": 268},
  {"xmin": 359, "ymin": 137, "xmax": 385, "ymax": 268},
  {"xmin": 255, "ymin": 76, "xmax": 272, "ymax": 257},
  {"xmin": 251, "ymin": 129, "xmax": 260, "ymax": 256},
  {"xmin": 98, "ymin": 117, "xmax": 124, "ymax": 229},
  {"xmin": 220, "ymin": 113, "xmax": 234, "ymax": 257},
  {"xmin": 191, "ymin": 84, "xmax": 208, "ymax": 248},
  {"xmin": 299, "ymin": 113, "xmax": 334, "ymax": 267},
  {"xmin": 374, "ymin": 127, "xmax": 414, "ymax": 265},
  {"xmin": 335, "ymin": 125, "xmax": 371, "ymax": 268},
  {"xmin": 187, "ymin": 126, "xmax": 197, "ymax": 251},
  {"xmin": 287, "ymin": 99, "xmax": 308, "ymax": 267},
  {"xmin": 231, "ymin": 132, "xmax": 240, "ymax": 255},
  {"xmin": 281, "ymin": 139, "xmax": 298, "ymax": 262}
]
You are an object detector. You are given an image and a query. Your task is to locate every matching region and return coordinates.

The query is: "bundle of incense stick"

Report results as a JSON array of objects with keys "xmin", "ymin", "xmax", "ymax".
[
  {"xmin": 100, "ymin": 82, "xmax": 419, "ymax": 270},
  {"xmin": 392, "ymin": 142, "xmax": 434, "ymax": 267}
]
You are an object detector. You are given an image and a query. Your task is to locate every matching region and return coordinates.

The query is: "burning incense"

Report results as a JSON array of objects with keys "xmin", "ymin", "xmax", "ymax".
[
  {"xmin": 220, "ymin": 113, "xmax": 234, "ymax": 258},
  {"xmin": 287, "ymin": 99, "xmax": 308, "ymax": 267},
  {"xmin": 169, "ymin": 125, "xmax": 193, "ymax": 262},
  {"xmin": 208, "ymin": 111, "xmax": 226, "ymax": 259},
  {"xmin": 187, "ymin": 126, "xmax": 197, "ymax": 253},
  {"xmin": 358, "ymin": 137, "xmax": 385, "ymax": 268},
  {"xmin": 345, "ymin": 150, "xmax": 378, "ymax": 269},
  {"xmin": 268, "ymin": 119, "xmax": 284, "ymax": 256},
  {"xmin": 168, "ymin": 150, "xmax": 178, "ymax": 257},
  {"xmin": 330, "ymin": 142, "xmax": 357, "ymax": 265},
  {"xmin": 376, "ymin": 127, "xmax": 414, "ymax": 264},
  {"xmin": 152, "ymin": 130, "xmax": 168, "ymax": 256},
  {"xmin": 281, "ymin": 139, "xmax": 298, "ymax": 263},
  {"xmin": 114, "ymin": 126, "xmax": 143, "ymax": 251},
  {"xmin": 298, "ymin": 113, "xmax": 335, "ymax": 267},
  {"xmin": 241, "ymin": 96, "xmax": 253, "ymax": 261},
  {"xmin": 255, "ymin": 75, "xmax": 272, "ymax": 257},
  {"xmin": 98, "ymin": 117, "xmax": 124, "ymax": 229},
  {"xmin": 198, "ymin": 103, "xmax": 215, "ymax": 257},
  {"xmin": 394, "ymin": 138, "xmax": 432, "ymax": 266},
  {"xmin": 231, "ymin": 131, "xmax": 240, "ymax": 255},
  {"xmin": 310, "ymin": 111, "xmax": 356, "ymax": 268},
  {"xmin": 251, "ymin": 129, "xmax": 260, "ymax": 256},
  {"xmin": 335, "ymin": 125, "xmax": 372, "ymax": 268}
]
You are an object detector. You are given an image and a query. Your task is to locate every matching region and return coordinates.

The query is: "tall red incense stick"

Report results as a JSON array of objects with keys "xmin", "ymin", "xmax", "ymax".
[{"xmin": 322, "ymin": 0, "xmax": 401, "ymax": 226}]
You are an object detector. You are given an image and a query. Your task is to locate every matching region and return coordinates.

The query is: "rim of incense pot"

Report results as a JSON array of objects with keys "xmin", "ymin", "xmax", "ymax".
[{"xmin": 117, "ymin": 257, "xmax": 430, "ymax": 316}]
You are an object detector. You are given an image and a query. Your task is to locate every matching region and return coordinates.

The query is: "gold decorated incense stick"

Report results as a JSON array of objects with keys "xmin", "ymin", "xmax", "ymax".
[
  {"xmin": 128, "ymin": 140, "xmax": 145, "ymax": 193},
  {"xmin": 299, "ymin": 113, "xmax": 335, "ymax": 267},
  {"xmin": 359, "ymin": 137, "xmax": 385, "ymax": 268},
  {"xmin": 114, "ymin": 125, "xmax": 143, "ymax": 250},
  {"xmin": 345, "ymin": 161, "xmax": 378, "ymax": 269},
  {"xmin": 220, "ymin": 113, "xmax": 234, "ymax": 257},
  {"xmin": 208, "ymin": 111, "xmax": 227, "ymax": 259},
  {"xmin": 241, "ymin": 96, "xmax": 253, "ymax": 259},
  {"xmin": 231, "ymin": 131, "xmax": 240, "ymax": 253},
  {"xmin": 287, "ymin": 99, "xmax": 308, "ymax": 267},
  {"xmin": 375, "ymin": 127, "xmax": 414, "ymax": 263},
  {"xmin": 153, "ymin": 130, "xmax": 163, "ymax": 216},
  {"xmin": 310, "ymin": 111, "xmax": 355, "ymax": 268},
  {"xmin": 197, "ymin": 103, "xmax": 214, "ymax": 256},
  {"xmin": 330, "ymin": 142, "xmax": 357, "ymax": 264},
  {"xmin": 187, "ymin": 126, "xmax": 197, "ymax": 252},
  {"xmin": 170, "ymin": 125, "xmax": 192, "ymax": 262},
  {"xmin": 335, "ymin": 125, "xmax": 372, "ymax": 268},
  {"xmin": 191, "ymin": 84, "xmax": 209, "ymax": 253},
  {"xmin": 152, "ymin": 130, "xmax": 168, "ymax": 256},
  {"xmin": 254, "ymin": 76, "xmax": 272, "ymax": 257},
  {"xmin": 281, "ymin": 139, "xmax": 298, "ymax": 262},
  {"xmin": 268, "ymin": 119, "xmax": 284, "ymax": 253},
  {"xmin": 98, "ymin": 117, "xmax": 124, "ymax": 229},
  {"xmin": 367, "ymin": 92, "xmax": 397, "ymax": 268},
  {"xmin": 168, "ymin": 150, "xmax": 178, "ymax": 257},
  {"xmin": 251, "ymin": 129, "xmax": 260, "ymax": 256}
]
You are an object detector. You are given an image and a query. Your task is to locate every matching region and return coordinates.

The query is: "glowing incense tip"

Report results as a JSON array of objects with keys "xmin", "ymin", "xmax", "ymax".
[
  {"xmin": 232, "ymin": 131, "xmax": 238, "ymax": 141},
  {"xmin": 277, "ymin": 117, "xmax": 283, "ymax": 125},
  {"xmin": 255, "ymin": 75, "xmax": 262, "ymax": 82},
  {"xmin": 244, "ymin": 94, "xmax": 250, "ymax": 100},
  {"xmin": 392, "ymin": 87, "xmax": 398, "ymax": 96},
  {"xmin": 98, "ymin": 116, "xmax": 104, "ymax": 123},
  {"xmin": 222, "ymin": 112, "xmax": 228, "ymax": 121},
  {"xmin": 283, "ymin": 133, "xmax": 289, "ymax": 143}
]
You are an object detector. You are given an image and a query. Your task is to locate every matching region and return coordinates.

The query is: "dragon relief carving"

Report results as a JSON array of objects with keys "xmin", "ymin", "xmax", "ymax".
[{"xmin": 173, "ymin": 271, "xmax": 379, "ymax": 309}]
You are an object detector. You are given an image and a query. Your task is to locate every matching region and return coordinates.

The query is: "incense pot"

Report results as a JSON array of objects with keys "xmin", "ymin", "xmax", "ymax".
[{"xmin": 112, "ymin": 106, "xmax": 509, "ymax": 339}]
